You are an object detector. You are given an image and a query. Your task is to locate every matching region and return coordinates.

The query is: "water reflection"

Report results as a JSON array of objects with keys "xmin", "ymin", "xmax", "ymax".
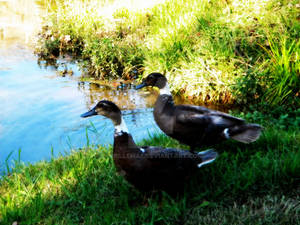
[
  {"xmin": 78, "ymin": 81, "xmax": 159, "ymax": 110},
  {"xmin": 0, "ymin": 47, "xmax": 162, "ymax": 172}
]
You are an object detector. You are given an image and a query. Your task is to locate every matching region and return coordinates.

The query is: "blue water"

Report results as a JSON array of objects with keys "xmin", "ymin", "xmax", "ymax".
[{"xmin": 0, "ymin": 47, "xmax": 161, "ymax": 172}]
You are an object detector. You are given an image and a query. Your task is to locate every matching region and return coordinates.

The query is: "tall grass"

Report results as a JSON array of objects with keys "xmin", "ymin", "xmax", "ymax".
[
  {"xmin": 0, "ymin": 112, "xmax": 299, "ymax": 224},
  {"xmin": 262, "ymin": 36, "xmax": 299, "ymax": 106},
  {"xmin": 35, "ymin": 0, "xmax": 299, "ymax": 106}
]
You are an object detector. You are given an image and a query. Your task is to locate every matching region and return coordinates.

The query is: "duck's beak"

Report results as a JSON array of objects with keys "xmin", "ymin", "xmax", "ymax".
[
  {"xmin": 135, "ymin": 82, "xmax": 147, "ymax": 90},
  {"xmin": 81, "ymin": 108, "xmax": 97, "ymax": 118}
]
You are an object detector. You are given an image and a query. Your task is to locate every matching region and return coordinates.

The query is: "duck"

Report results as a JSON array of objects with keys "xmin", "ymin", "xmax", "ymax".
[
  {"xmin": 81, "ymin": 100, "xmax": 218, "ymax": 192},
  {"xmin": 136, "ymin": 72, "xmax": 262, "ymax": 152}
]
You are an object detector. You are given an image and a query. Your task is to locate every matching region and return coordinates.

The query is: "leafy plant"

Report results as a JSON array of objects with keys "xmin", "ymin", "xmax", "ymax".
[{"xmin": 261, "ymin": 36, "xmax": 299, "ymax": 107}]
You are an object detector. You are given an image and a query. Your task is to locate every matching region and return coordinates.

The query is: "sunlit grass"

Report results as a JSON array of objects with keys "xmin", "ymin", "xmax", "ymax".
[
  {"xmin": 262, "ymin": 36, "xmax": 300, "ymax": 106},
  {"xmin": 35, "ymin": 0, "xmax": 300, "ymax": 106}
]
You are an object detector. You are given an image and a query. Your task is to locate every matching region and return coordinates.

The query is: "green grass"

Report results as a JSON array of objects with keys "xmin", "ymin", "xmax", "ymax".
[
  {"xmin": 0, "ymin": 112, "xmax": 299, "ymax": 225},
  {"xmin": 6, "ymin": 1, "xmax": 298, "ymax": 223},
  {"xmin": 35, "ymin": 0, "xmax": 300, "ymax": 107}
]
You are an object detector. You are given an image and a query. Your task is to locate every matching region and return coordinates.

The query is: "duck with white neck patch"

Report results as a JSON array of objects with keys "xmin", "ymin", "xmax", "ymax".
[
  {"xmin": 136, "ymin": 73, "xmax": 262, "ymax": 153},
  {"xmin": 81, "ymin": 100, "xmax": 218, "ymax": 193}
]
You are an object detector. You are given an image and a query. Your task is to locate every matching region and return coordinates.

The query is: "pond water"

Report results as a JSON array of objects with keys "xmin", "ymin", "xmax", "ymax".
[
  {"xmin": 0, "ymin": 47, "xmax": 162, "ymax": 170},
  {"xmin": 0, "ymin": 0, "xmax": 161, "ymax": 172},
  {"xmin": 0, "ymin": 0, "xmax": 227, "ymax": 173}
]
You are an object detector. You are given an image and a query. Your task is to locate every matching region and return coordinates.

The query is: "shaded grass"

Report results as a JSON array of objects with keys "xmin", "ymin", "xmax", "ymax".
[{"xmin": 0, "ymin": 113, "xmax": 299, "ymax": 224}]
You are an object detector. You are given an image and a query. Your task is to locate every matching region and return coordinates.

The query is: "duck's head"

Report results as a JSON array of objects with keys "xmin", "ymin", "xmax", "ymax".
[
  {"xmin": 81, "ymin": 100, "xmax": 122, "ymax": 125},
  {"xmin": 136, "ymin": 72, "xmax": 167, "ymax": 90}
]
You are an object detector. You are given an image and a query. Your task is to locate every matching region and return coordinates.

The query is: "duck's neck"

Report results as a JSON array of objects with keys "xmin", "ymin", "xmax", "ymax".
[
  {"xmin": 114, "ymin": 117, "xmax": 128, "ymax": 134},
  {"xmin": 113, "ymin": 117, "xmax": 139, "ymax": 155},
  {"xmin": 154, "ymin": 83, "xmax": 174, "ymax": 114},
  {"xmin": 159, "ymin": 83, "xmax": 171, "ymax": 96},
  {"xmin": 153, "ymin": 84, "xmax": 175, "ymax": 135}
]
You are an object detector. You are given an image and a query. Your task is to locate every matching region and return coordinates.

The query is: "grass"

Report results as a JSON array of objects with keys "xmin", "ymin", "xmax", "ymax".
[
  {"xmin": 2, "ymin": 0, "xmax": 298, "ymax": 224},
  {"xmin": 35, "ymin": 0, "xmax": 300, "ymax": 107},
  {"xmin": 261, "ymin": 37, "xmax": 299, "ymax": 106},
  {"xmin": 0, "ymin": 112, "xmax": 299, "ymax": 224}
]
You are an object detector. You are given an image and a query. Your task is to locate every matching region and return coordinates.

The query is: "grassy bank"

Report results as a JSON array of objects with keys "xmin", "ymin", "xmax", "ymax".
[
  {"xmin": 3, "ymin": 0, "xmax": 298, "ymax": 224},
  {"xmin": 0, "ymin": 111, "xmax": 299, "ymax": 224},
  {"xmin": 35, "ymin": 0, "xmax": 299, "ymax": 106}
]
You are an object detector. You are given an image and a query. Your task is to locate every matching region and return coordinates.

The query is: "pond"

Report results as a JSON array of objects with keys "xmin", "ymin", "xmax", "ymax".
[{"xmin": 0, "ymin": 0, "xmax": 161, "ymax": 172}]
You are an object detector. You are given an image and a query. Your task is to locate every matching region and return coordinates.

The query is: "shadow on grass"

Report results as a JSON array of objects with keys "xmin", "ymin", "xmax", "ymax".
[{"xmin": 0, "ymin": 128, "xmax": 299, "ymax": 224}]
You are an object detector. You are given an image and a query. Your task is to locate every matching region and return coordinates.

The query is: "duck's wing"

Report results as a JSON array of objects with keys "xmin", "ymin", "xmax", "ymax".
[
  {"xmin": 139, "ymin": 146, "xmax": 217, "ymax": 170},
  {"xmin": 139, "ymin": 146, "xmax": 188, "ymax": 157},
  {"xmin": 176, "ymin": 105, "xmax": 245, "ymax": 125},
  {"xmin": 136, "ymin": 146, "xmax": 190, "ymax": 174},
  {"xmin": 139, "ymin": 146, "xmax": 192, "ymax": 164}
]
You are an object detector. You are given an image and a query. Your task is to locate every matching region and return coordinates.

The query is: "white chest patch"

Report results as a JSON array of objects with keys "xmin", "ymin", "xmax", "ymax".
[
  {"xmin": 140, "ymin": 148, "xmax": 146, "ymax": 153},
  {"xmin": 160, "ymin": 83, "xmax": 171, "ymax": 95},
  {"xmin": 115, "ymin": 117, "xmax": 129, "ymax": 135}
]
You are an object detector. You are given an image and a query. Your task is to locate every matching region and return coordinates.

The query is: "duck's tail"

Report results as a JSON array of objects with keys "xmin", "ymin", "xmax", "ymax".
[
  {"xmin": 197, "ymin": 149, "xmax": 218, "ymax": 168},
  {"xmin": 227, "ymin": 123, "xmax": 262, "ymax": 144}
]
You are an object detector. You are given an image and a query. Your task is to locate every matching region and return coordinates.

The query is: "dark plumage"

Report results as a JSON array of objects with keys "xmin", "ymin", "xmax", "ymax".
[
  {"xmin": 136, "ymin": 73, "xmax": 262, "ymax": 152},
  {"xmin": 81, "ymin": 100, "xmax": 218, "ymax": 192}
]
